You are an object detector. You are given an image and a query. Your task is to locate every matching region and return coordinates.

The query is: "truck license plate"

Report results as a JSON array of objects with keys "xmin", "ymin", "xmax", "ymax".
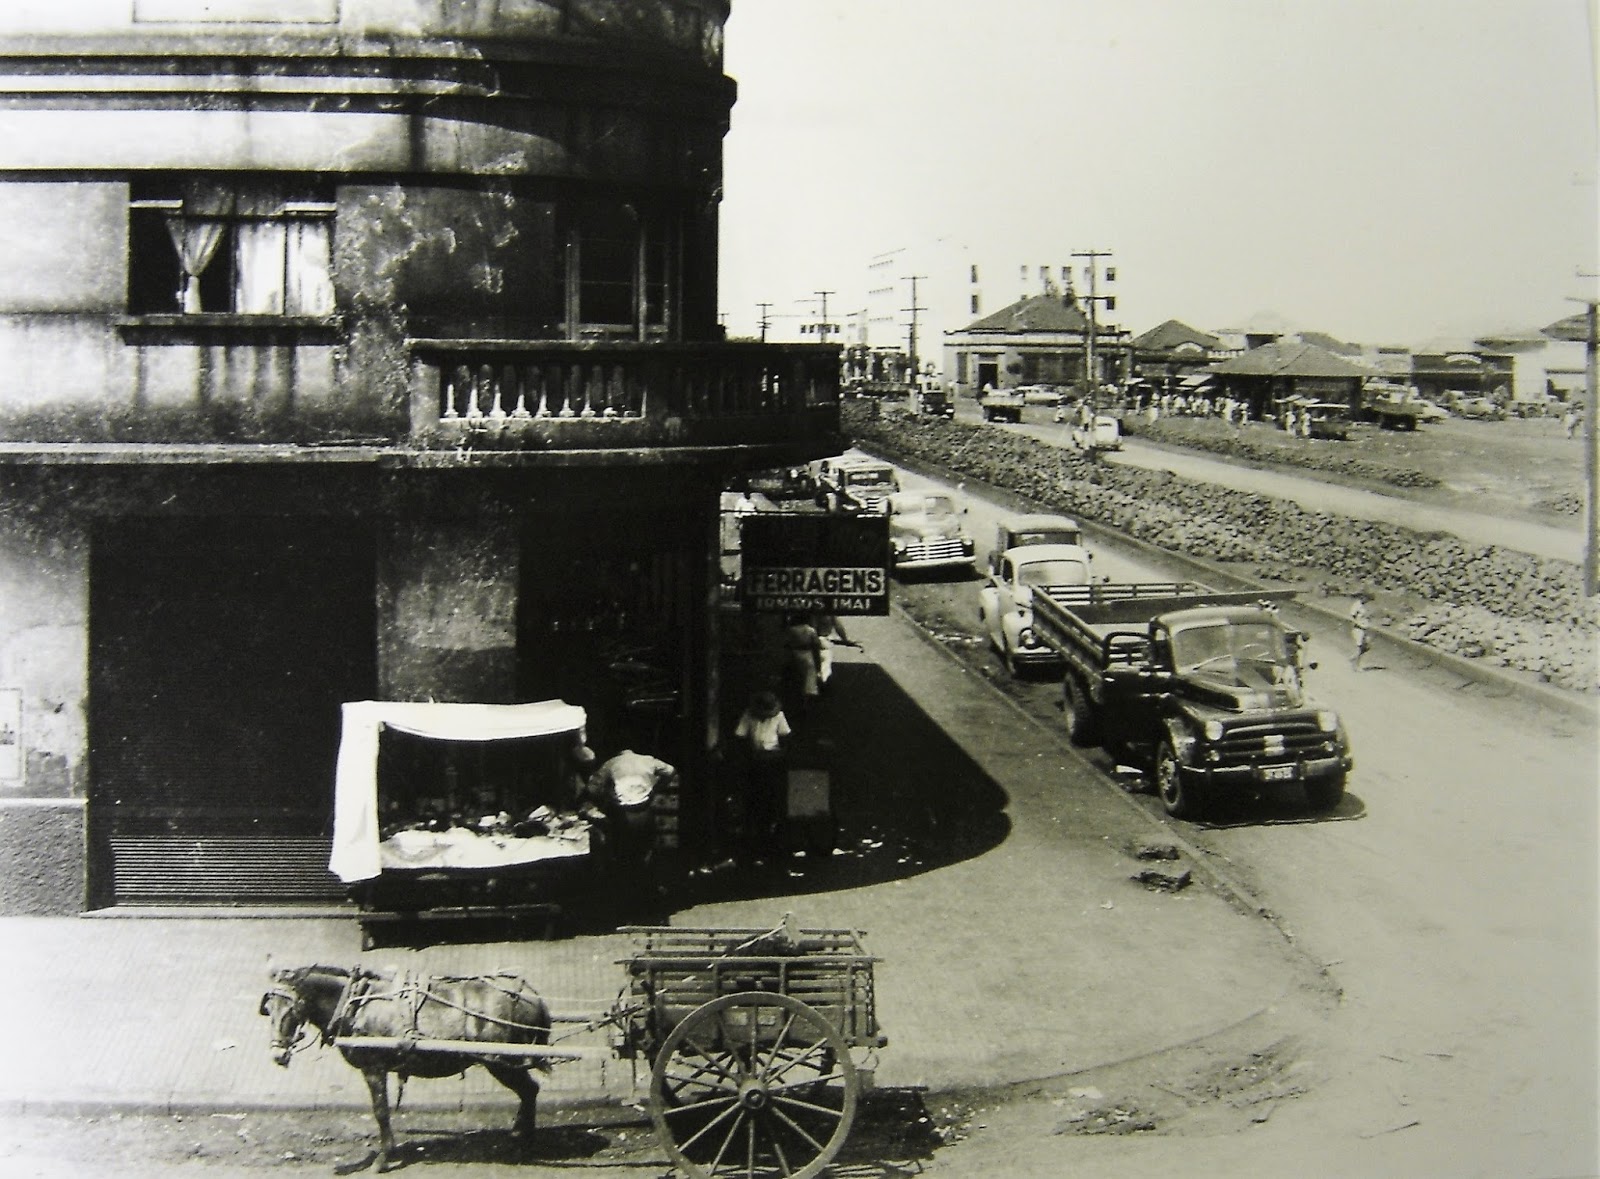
[{"xmin": 1261, "ymin": 764, "xmax": 1296, "ymax": 782}]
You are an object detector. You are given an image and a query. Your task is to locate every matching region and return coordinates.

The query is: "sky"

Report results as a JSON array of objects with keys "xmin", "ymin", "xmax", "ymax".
[{"xmin": 717, "ymin": 0, "xmax": 1599, "ymax": 349}]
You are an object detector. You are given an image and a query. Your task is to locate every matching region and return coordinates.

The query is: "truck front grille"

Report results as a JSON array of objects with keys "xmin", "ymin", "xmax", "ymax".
[{"xmin": 1214, "ymin": 718, "xmax": 1332, "ymax": 763}]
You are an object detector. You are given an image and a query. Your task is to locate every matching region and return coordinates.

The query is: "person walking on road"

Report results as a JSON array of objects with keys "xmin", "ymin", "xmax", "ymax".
[{"xmin": 1349, "ymin": 592, "xmax": 1373, "ymax": 670}]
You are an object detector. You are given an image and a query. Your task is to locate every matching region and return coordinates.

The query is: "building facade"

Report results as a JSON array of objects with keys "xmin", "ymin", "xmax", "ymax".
[
  {"xmin": 942, "ymin": 294, "xmax": 1132, "ymax": 397},
  {"xmin": 0, "ymin": 0, "xmax": 840, "ymax": 913}
]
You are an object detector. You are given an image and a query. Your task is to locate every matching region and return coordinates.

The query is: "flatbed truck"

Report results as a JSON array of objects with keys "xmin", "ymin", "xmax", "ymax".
[{"xmin": 1030, "ymin": 582, "xmax": 1352, "ymax": 818}]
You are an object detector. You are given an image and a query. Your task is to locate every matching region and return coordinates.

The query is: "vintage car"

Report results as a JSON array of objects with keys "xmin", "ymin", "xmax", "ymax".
[
  {"xmin": 1072, "ymin": 415, "xmax": 1123, "ymax": 451},
  {"xmin": 977, "ymin": 542, "xmax": 1094, "ymax": 675},
  {"xmin": 887, "ymin": 491, "xmax": 975, "ymax": 573},
  {"xmin": 1454, "ymin": 396, "xmax": 1506, "ymax": 421}
]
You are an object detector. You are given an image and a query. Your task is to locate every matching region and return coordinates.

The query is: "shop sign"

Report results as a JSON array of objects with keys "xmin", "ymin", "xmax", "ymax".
[{"xmin": 740, "ymin": 514, "xmax": 890, "ymax": 615}]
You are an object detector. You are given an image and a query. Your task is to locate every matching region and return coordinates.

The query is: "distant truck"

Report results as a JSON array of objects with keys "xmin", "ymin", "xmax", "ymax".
[
  {"xmin": 811, "ymin": 456, "xmax": 899, "ymax": 512},
  {"xmin": 979, "ymin": 386, "xmax": 1025, "ymax": 423},
  {"xmin": 1029, "ymin": 582, "xmax": 1352, "ymax": 819},
  {"xmin": 911, "ymin": 382, "xmax": 955, "ymax": 419}
]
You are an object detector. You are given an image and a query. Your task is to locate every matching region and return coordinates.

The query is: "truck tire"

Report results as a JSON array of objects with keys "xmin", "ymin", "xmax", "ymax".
[
  {"xmin": 1062, "ymin": 675, "xmax": 1100, "ymax": 747},
  {"xmin": 1305, "ymin": 772, "xmax": 1346, "ymax": 812},
  {"xmin": 1155, "ymin": 740, "xmax": 1205, "ymax": 820}
]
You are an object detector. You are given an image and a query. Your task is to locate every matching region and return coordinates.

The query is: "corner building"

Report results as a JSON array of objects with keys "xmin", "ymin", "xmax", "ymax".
[{"xmin": 0, "ymin": 0, "xmax": 839, "ymax": 913}]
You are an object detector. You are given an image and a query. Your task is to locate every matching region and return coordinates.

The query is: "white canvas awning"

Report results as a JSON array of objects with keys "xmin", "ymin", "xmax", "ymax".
[{"xmin": 329, "ymin": 700, "xmax": 586, "ymax": 883}]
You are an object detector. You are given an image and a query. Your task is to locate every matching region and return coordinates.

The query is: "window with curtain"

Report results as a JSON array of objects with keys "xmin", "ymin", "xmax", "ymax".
[{"xmin": 128, "ymin": 177, "xmax": 335, "ymax": 316}]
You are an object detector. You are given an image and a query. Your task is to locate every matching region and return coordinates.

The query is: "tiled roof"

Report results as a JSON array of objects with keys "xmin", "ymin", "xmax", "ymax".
[
  {"xmin": 959, "ymin": 295, "xmax": 1091, "ymax": 334},
  {"xmin": 1132, "ymin": 319, "xmax": 1221, "ymax": 350},
  {"xmin": 1208, "ymin": 339, "xmax": 1373, "ymax": 378},
  {"xmin": 1296, "ymin": 330, "xmax": 1361, "ymax": 355}
]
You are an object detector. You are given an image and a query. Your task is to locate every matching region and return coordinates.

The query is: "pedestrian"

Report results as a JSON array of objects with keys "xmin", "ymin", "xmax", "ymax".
[
  {"xmin": 780, "ymin": 612, "xmax": 823, "ymax": 714},
  {"xmin": 1564, "ymin": 404, "xmax": 1580, "ymax": 439},
  {"xmin": 731, "ymin": 690, "xmax": 790, "ymax": 864},
  {"xmin": 813, "ymin": 611, "xmax": 858, "ymax": 690},
  {"xmin": 1349, "ymin": 592, "xmax": 1373, "ymax": 670}
]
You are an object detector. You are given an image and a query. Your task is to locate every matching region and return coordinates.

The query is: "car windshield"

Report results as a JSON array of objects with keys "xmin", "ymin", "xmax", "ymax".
[
  {"xmin": 845, "ymin": 467, "xmax": 894, "ymax": 488},
  {"xmin": 892, "ymin": 494, "xmax": 954, "ymax": 518},
  {"xmin": 1010, "ymin": 529, "xmax": 1081, "ymax": 547},
  {"xmin": 1017, "ymin": 559, "xmax": 1089, "ymax": 587},
  {"xmin": 1170, "ymin": 622, "xmax": 1292, "ymax": 681}
]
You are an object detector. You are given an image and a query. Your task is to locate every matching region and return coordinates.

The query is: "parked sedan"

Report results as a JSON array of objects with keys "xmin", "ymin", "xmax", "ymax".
[
  {"xmin": 1454, "ymin": 396, "xmax": 1506, "ymax": 421},
  {"xmin": 977, "ymin": 543, "xmax": 1094, "ymax": 675},
  {"xmin": 888, "ymin": 491, "xmax": 976, "ymax": 573},
  {"xmin": 1072, "ymin": 415, "xmax": 1123, "ymax": 451}
]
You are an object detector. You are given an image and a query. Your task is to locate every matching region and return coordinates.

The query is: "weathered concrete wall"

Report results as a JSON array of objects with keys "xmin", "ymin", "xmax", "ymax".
[
  {"xmin": 378, "ymin": 518, "xmax": 520, "ymax": 703},
  {"xmin": 0, "ymin": 799, "xmax": 84, "ymax": 914},
  {"xmin": 339, "ymin": 184, "xmax": 561, "ymax": 338}
]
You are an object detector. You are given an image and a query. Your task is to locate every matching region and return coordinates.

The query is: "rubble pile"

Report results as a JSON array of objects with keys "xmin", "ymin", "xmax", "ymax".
[{"xmin": 847, "ymin": 405, "xmax": 1598, "ymax": 690}]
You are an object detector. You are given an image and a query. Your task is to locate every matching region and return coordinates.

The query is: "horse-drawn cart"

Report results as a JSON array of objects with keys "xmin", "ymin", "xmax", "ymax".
[{"xmin": 263, "ymin": 919, "xmax": 886, "ymax": 1177}]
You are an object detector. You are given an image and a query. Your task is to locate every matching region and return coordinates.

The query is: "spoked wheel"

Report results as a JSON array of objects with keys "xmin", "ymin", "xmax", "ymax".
[{"xmin": 649, "ymin": 991, "xmax": 858, "ymax": 1179}]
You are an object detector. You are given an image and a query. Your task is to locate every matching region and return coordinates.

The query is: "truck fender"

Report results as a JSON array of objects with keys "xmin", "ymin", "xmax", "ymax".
[{"xmin": 1160, "ymin": 716, "xmax": 1197, "ymax": 764}]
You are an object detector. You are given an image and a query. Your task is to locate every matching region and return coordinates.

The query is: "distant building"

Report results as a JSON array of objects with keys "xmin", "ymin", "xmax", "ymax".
[
  {"xmin": 942, "ymin": 294, "xmax": 1131, "ymax": 396},
  {"xmin": 1207, "ymin": 339, "xmax": 1372, "ymax": 419}
]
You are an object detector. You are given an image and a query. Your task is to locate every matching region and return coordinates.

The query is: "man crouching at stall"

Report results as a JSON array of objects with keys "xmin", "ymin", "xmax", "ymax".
[{"xmin": 579, "ymin": 749, "xmax": 676, "ymax": 915}]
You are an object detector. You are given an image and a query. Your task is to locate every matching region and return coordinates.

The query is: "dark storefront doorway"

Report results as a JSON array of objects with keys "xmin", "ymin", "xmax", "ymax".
[{"xmin": 89, "ymin": 519, "xmax": 376, "ymax": 905}]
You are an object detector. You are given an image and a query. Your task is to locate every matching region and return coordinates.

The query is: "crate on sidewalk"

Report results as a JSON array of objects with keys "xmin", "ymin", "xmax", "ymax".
[{"xmin": 786, "ymin": 767, "xmax": 835, "ymax": 856}]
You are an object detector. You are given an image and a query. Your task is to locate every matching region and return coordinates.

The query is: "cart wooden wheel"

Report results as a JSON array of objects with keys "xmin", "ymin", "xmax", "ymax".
[{"xmin": 648, "ymin": 991, "xmax": 858, "ymax": 1179}]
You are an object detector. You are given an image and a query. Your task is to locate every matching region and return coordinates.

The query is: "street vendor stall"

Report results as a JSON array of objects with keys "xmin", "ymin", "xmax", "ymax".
[{"xmin": 330, "ymin": 700, "xmax": 597, "ymax": 946}]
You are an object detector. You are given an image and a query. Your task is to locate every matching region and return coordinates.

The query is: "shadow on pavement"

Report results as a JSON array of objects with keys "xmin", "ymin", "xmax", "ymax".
[{"xmin": 678, "ymin": 659, "xmax": 1013, "ymax": 909}]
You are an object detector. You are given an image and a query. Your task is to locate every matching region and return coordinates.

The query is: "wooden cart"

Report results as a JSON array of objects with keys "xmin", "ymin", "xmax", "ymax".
[{"xmin": 336, "ymin": 919, "xmax": 886, "ymax": 1179}]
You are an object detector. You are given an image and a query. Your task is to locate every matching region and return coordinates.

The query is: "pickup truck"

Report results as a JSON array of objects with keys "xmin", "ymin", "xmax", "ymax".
[
  {"xmin": 1030, "ymin": 582, "xmax": 1352, "ymax": 818},
  {"xmin": 977, "ymin": 542, "xmax": 1094, "ymax": 674},
  {"xmin": 979, "ymin": 387, "xmax": 1026, "ymax": 423}
]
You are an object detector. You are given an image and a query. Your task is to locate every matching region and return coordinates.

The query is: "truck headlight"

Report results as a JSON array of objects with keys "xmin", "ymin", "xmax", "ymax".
[
  {"xmin": 1317, "ymin": 710, "xmax": 1339, "ymax": 733},
  {"xmin": 1018, "ymin": 627, "xmax": 1039, "ymax": 648},
  {"xmin": 1202, "ymin": 720, "xmax": 1225, "ymax": 741}
]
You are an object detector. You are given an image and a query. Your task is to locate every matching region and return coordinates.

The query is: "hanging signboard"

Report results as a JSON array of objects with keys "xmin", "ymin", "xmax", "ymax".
[{"xmin": 740, "ymin": 513, "xmax": 890, "ymax": 615}]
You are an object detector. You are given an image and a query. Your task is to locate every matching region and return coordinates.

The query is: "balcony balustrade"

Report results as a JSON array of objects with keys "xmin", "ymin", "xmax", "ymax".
[{"xmin": 409, "ymin": 339, "xmax": 841, "ymax": 454}]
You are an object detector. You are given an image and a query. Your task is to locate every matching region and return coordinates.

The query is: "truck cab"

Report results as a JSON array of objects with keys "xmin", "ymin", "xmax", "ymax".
[
  {"xmin": 989, "ymin": 514, "xmax": 1084, "ymax": 574},
  {"xmin": 978, "ymin": 543, "xmax": 1094, "ymax": 674}
]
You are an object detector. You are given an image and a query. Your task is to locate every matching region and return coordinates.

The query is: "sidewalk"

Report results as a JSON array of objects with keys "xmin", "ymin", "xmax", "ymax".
[{"xmin": 0, "ymin": 608, "xmax": 1309, "ymax": 1117}]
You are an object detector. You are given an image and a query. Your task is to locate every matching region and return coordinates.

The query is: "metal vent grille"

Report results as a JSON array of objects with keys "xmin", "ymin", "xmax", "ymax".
[{"xmin": 110, "ymin": 837, "xmax": 344, "ymax": 903}]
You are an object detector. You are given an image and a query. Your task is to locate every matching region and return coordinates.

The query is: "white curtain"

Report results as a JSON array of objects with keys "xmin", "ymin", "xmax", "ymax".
[
  {"xmin": 285, "ymin": 219, "xmax": 334, "ymax": 315},
  {"xmin": 163, "ymin": 180, "xmax": 234, "ymax": 313},
  {"xmin": 234, "ymin": 220, "xmax": 286, "ymax": 314}
]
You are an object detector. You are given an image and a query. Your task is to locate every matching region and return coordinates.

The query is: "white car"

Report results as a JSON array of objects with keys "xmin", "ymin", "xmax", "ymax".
[
  {"xmin": 977, "ymin": 543, "xmax": 1094, "ymax": 675},
  {"xmin": 1072, "ymin": 415, "xmax": 1123, "ymax": 451},
  {"xmin": 888, "ymin": 491, "xmax": 975, "ymax": 572}
]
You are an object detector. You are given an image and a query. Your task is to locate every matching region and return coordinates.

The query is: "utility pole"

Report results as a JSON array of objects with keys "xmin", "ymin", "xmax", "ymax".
[
  {"xmin": 1543, "ymin": 281, "xmax": 1598, "ymax": 595},
  {"xmin": 902, "ymin": 274, "xmax": 926, "ymax": 389},
  {"xmin": 1072, "ymin": 250, "xmax": 1116, "ymax": 447},
  {"xmin": 755, "ymin": 302, "xmax": 772, "ymax": 343},
  {"xmin": 814, "ymin": 290, "xmax": 835, "ymax": 346}
]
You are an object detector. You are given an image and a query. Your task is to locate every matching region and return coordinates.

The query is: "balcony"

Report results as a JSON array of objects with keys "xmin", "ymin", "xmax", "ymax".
[{"xmin": 407, "ymin": 339, "xmax": 842, "ymax": 461}]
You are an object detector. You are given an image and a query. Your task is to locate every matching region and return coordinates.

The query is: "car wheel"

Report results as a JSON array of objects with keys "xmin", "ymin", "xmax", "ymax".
[
  {"xmin": 1155, "ymin": 741, "xmax": 1204, "ymax": 819},
  {"xmin": 1062, "ymin": 676, "xmax": 1100, "ymax": 747},
  {"xmin": 1305, "ymin": 772, "xmax": 1346, "ymax": 812}
]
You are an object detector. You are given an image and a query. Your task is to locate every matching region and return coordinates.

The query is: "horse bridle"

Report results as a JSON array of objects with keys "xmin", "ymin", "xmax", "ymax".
[{"xmin": 260, "ymin": 984, "xmax": 315, "ymax": 1056}]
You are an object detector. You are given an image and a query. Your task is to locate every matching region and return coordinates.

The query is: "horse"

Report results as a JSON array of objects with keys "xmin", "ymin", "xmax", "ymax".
[{"xmin": 260, "ymin": 964, "xmax": 552, "ymax": 1174}]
